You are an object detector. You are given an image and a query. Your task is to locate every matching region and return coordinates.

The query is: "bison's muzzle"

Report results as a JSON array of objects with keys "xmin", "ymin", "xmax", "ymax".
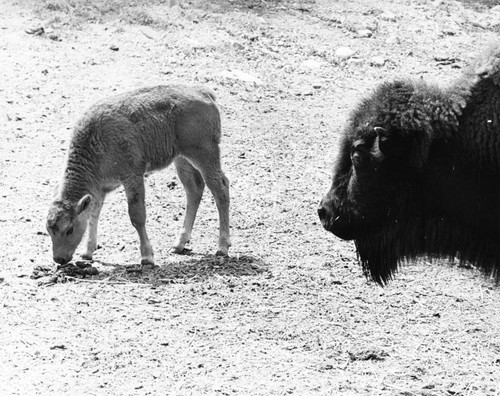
[{"xmin": 318, "ymin": 195, "xmax": 357, "ymax": 241}]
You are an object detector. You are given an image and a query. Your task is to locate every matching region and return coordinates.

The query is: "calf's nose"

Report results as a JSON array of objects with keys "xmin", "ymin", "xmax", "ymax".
[{"xmin": 54, "ymin": 256, "xmax": 69, "ymax": 265}]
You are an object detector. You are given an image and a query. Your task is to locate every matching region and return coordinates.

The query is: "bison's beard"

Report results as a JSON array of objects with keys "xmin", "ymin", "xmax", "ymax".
[{"xmin": 354, "ymin": 214, "xmax": 500, "ymax": 285}]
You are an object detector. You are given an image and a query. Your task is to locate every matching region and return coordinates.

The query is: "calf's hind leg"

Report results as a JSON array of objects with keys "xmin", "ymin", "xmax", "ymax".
[
  {"xmin": 186, "ymin": 146, "xmax": 231, "ymax": 256},
  {"xmin": 171, "ymin": 156, "xmax": 205, "ymax": 254},
  {"xmin": 123, "ymin": 176, "xmax": 154, "ymax": 266}
]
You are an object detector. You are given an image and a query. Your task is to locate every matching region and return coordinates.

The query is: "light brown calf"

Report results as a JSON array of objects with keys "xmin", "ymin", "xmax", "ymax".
[{"xmin": 46, "ymin": 85, "xmax": 231, "ymax": 265}]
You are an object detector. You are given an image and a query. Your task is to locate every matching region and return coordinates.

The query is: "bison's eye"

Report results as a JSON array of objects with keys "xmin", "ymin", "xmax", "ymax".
[
  {"xmin": 351, "ymin": 145, "xmax": 371, "ymax": 171},
  {"xmin": 65, "ymin": 226, "xmax": 74, "ymax": 236}
]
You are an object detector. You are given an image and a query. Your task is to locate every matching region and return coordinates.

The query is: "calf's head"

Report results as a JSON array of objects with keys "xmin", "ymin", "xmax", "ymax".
[
  {"xmin": 46, "ymin": 194, "xmax": 92, "ymax": 264},
  {"xmin": 319, "ymin": 81, "xmax": 451, "ymax": 284}
]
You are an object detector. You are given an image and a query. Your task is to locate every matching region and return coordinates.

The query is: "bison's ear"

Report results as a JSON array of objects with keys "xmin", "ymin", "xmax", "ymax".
[
  {"xmin": 76, "ymin": 194, "xmax": 92, "ymax": 215},
  {"xmin": 375, "ymin": 126, "xmax": 429, "ymax": 170}
]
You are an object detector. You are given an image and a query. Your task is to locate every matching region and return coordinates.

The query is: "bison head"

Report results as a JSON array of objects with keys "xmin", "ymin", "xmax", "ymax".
[
  {"xmin": 46, "ymin": 194, "xmax": 92, "ymax": 264},
  {"xmin": 319, "ymin": 80, "xmax": 457, "ymax": 284}
]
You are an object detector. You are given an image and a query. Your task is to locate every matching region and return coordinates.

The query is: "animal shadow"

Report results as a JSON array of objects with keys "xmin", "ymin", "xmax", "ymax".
[{"xmin": 96, "ymin": 254, "xmax": 268, "ymax": 285}]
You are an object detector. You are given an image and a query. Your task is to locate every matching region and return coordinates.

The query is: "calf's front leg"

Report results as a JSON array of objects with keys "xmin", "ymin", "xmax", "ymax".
[
  {"xmin": 123, "ymin": 176, "xmax": 154, "ymax": 266},
  {"xmin": 82, "ymin": 194, "xmax": 104, "ymax": 260}
]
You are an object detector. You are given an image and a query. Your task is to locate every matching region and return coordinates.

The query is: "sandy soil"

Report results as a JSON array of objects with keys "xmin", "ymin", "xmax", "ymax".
[{"xmin": 1, "ymin": 0, "xmax": 500, "ymax": 394}]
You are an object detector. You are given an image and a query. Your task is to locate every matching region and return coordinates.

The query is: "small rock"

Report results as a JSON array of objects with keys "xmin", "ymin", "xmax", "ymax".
[
  {"xmin": 25, "ymin": 26, "xmax": 44, "ymax": 35},
  {"xmin": 231, "ymin": 41, "xmax": 245, "ymax": 50},
  {"xmin": 218, "ymin": 69, "xmax": 263, "ymax": 85},
  {"xmin": 335, "ymin": 46, "xmax": 356, "ymax": 59},
  {"xmin": 348, "ymin": 348, "xmax": 388, "ymax": 361},
  {"xmin": 295, "ymin": 89, "xmax": 314, "ymax": 96},
  {"xmin": 50, "ymin": 344, "xmax": 67, "ymax": 350},
  {"xmin": 370, "ymin": 56, "xmax": 386, "ymax": 66},
  {"xmin": 48, "ymin": 33, "xmax": 61, "ymax": 41},
  {"xmin": 301, "ymin": 59, "xmax": 323, "ymax": 69},
  {"xmin": 109, "ymin": 45, "xmax": 119, "ymax": 51},
  {"xmin": 442, "ymin": 29, "xmax": 457, "ymax": 36},
  {"xmin": 38, "ymin": 275, "xmax": 59, "ymax": 286},
  {"xmin": 356, "ymin": 29, "xmax": 372, "ymax": 38},
  {"xmin": 312, "ymin": 83, "xmax": 322, "ymax": 89},
  {"xmin": 348, "ymin": 58, "xmax": 364, "ymax": 66},
  {"xmin": 385, "ymin": 35, "xmax": 400, "ymax": 45},
  {"xmin": 380, "ymin": 11, "xmax": 397, "ymax": 22}
]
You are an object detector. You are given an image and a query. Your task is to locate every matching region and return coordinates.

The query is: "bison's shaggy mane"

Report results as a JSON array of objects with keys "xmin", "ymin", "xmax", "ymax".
[{"xmin": 355, "ymin": 213, "xmax": 500, "ymax": 285}]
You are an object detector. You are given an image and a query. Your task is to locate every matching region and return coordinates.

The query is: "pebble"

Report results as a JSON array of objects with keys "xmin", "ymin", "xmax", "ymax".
[
  {"xmin": 48, "ymin": 33, "xmax": 61, "ymax": 41},
  {"xmin": 335, "ymin": 46, "xmax": 356, "ymax": 59},
  {"xmin": 371, "ymin": 56, "xmax": 386, "ymax": 66},
  {"xmin": 301, "ymin": 59, "xmax": 324, "ymax": 69},
  {"xmin": 231, "ymin": 41, "xmax": 245, "ymax": 50},
  {"xmin": 356, "ymin": 29, "xmax": 372, "ymax": 38},
  {"xmin": 380, "ymin": 11, "xmax": 397, "ymax": 22},
  {"xmin": 385, "ymin": 35, "xmax": 400, "ymax": 45},
  {"xmin": 218, "ymin": 69, "xmax": 263, "ymax": 85},
  {"xmin": 348, "ymin": 58, "xmax": 363, "ymax": 66}
]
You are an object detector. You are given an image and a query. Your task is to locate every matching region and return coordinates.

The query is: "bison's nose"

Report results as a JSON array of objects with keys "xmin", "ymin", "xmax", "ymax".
[
  {"xmin": 54, "ymin": 256, "xmax": 69, "ymax": 265},
  {"xmin": 318, "ymin": 197, "xmax": 333, "ymax": 222},
  {"xmin": 318, "ymin": 206, "xmax": 328, "ymax": 221}
]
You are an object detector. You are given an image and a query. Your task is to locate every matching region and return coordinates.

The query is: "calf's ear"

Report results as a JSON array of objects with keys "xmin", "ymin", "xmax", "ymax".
[{"xmin": 76, "ymin": 194, "xmax": 92, "ymax": 215}]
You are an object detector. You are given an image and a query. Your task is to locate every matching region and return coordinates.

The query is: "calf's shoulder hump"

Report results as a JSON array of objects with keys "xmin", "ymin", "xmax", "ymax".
[
  {"xmin": 83, "ymin": 85, "xmax": 217, "ymax": 118},
  {"xmin": 110, "ymin": 85, "xmax": 217, "ymax": 108}
]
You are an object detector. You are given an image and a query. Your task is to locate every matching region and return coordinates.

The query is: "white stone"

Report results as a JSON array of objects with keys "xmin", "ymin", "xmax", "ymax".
[
  {"xmin": 348, "ymin": 58, "xmax": 363, "ymax": 65},
  {"xmin": 218, "ymin": 69, "xmax": 263, "ymax": 85},
  {"xmin": 335, "ymin": 47, "xmax": 356, "ymax": 59},
  {"xmin": 356, "ymin": 29, "xmax": 372, "ymax": 38},
  {"xmin": 380, "ymin": 11, "xmax": 397, "ymax": 21},
  {"xmin": 371, "ymin": 56, "xmax": 386, "ymax": 66},
  {"xmin": 385, "ymin": 35, "xmax": 400, "ymax": 45},
  {"xmin": 301, "ymin": 59, "xmax": 324, "ymax": 69}
]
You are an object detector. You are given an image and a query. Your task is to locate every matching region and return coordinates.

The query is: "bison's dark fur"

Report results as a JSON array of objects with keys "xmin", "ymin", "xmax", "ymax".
[{"xmin": 319, "ymin": 44, "xmax": 500, "ymax": 285}]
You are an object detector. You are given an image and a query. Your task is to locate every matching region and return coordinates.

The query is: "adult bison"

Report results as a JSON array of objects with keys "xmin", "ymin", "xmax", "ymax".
[{"xmin": 318, "ymin": 44, "xmax": 500, "ymax": 285}]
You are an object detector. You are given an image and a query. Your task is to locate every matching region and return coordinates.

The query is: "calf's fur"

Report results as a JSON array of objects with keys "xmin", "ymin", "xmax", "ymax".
[
  {"xmin": 319, "ymin": 44, "xmax": 500, "ymax": 285},
  {"xmin": 47, "ymin": 85, "xmax": 230, "ymax": 265}
]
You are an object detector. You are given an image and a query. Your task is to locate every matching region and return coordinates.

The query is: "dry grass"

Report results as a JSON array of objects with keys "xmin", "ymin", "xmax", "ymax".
[{"xmin": 1, "ymin": 0, "xmax": 500, "ymax": 394}]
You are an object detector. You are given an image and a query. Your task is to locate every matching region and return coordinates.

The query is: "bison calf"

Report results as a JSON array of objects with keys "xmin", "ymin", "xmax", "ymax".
[
  {"xmin": 319, "ymin": 43, "xmax": 500, "ymax": 285},
  {"xmin": 47, "ymin": 85, "xmax": 231, "ymax": 265}
]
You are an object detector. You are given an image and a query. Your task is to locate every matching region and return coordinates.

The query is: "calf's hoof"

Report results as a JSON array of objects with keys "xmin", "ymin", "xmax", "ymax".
[
  {"xmin": 170, "ymin": 246, "xmax": 192, "ymax": 255},
  {"xmin": 215, "ymin": 249, "xmax": 229, "ymax": 257},
  {"xmin": 140, "ymin": 257, "xmax": 156, "ymax": 270}
]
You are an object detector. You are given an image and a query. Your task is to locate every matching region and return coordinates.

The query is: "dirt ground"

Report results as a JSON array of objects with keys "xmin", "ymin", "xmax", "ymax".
[{"xmin": 1, "ymin": 0, "xmax": 500, "ymax": 394}]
